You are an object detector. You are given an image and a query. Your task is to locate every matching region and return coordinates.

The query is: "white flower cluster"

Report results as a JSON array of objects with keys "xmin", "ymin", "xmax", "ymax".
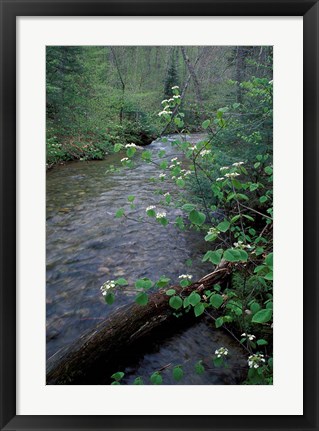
[
  {"xmin": 220, "ymin": 166, "xmax": 229, "ymax": 171},
  {"xmin": 100, "ymin": 280, "xmax": 116, "ymax": 296},
  {"xmin": 200, "ymin": 149, "xmax": 211, "ymax": 156},
  {"xmin": 173, "ymin": 94, "xmax": 181, "ymax": 99},
  {"xmin": 233, "ymin": 241, "xmax": 252, "ymax": 250},
  {"xmin": 125, "ymin": 143, "xmax": 137, "ymax": 148},
  {"xmin": 169, "ymin": 159, "xmax": 181, "ymax": 168},
  {"xmin": 241, "ymin": 333, "xmax": 256, "ymax": 341},
  {"xmin": 215, "ymin": 347, "xmax": 229, "ymax": 358},
  {"xmin": 178, "ymin": 274, "xmax": 193, "ymax": 280},
  {"xmin": 171, "ymin": 85, "xmax": 179, "ymax": 90},
  {"xmin": 164, "ymin": 192, "xmax": 170, "ymax": 196},
  {"xmin": 225, "ymin": 172, "xmax": 240, "ymax": 178},
  {"xmin": 232, "ymin": 162, "xmax": 244, "ymax": 167},
  {"xmin": 159, "ymin": 173, "xmax": 166, "ymax": 179},
  {"xmin": 158, "ymin": 110, "xmax": 172, "ymax": 116},
  {"xmin": 208, "ymin": 227, "xmax": 219, "ymax": 235},
  {"xmin": 156, "ymin": 210, "xmax": 167, "ymax": 219},
  {"xmin": 146, "ymin": 205, "xmax": 156, "ymax": 212},
  {"xmin": 216, "ymin": 177, "xmax": 224, "ymax": 182},
  {"xmin": 248, "ymin": 353, "xmax": 266, "ymax": 369},
  {"xmin": 121, "ymin": 157, "xmax": 129, "ymax": 162}
]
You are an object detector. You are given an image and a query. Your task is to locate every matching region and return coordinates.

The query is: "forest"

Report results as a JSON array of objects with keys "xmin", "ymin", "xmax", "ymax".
[{"xmin": 46, "ymin": 45, "xmax": 273, "ymax": 385}]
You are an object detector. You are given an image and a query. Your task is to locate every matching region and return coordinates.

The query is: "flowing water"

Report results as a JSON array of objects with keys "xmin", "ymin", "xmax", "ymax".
[{"xmin": 46, "ymin": 134, "xmax": 246, "ymax": 384}]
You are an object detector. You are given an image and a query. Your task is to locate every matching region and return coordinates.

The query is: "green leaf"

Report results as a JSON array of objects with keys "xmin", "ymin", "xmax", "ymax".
[
  {"xmin": 204, "ymin": 249, "xmax": 223, "ymax": 265},
  {"xmin": 213, "ymin": 356, "xmax": 224, "ymax": 367},
  {"xmin": 259, "ymin": 195, "xmax": 268, "ymax": 204},
  {"xmin": 159, "ymin": 160, "xmax": 168, "ymax": 169},
  {"xmin": 252, "ymin": 308, "xmax": 272, "ymax": 324},
  {"xmin": 105, "ymin": 292, "xmax": 115, "ymax": 305},
  {"xmin": 135, "ymin": 292, "xmax": 148, "ymax": 306},
  {"xmin": 250, "ymin": 302, "xmax": 261, "ymax": 314},
  {"xmin": 169, "ymin": 295, "xmax": 183, "ymax": 310},
  {"xmin": 146, "ymin": 209, "xmax": 156, "ymax": 217},
  {"xmin": 115, "ymin": 278, "xmax": 128, "ymax": 286},
  {"xmin": 111, "ymin": 381, "xmax": 121, "ymax": 385},
  {"xmin": 265, "ymin": 253, "xmax": 273, "ymax": 268},
  {"xmin": 194, "ymin": 302, "xmax": 205, "ymax": 317},
  {"xmin": 173, "ymin": 366, "xmax": 184, "ymax": 381},
  {"xmin": 183, "ymin": 296, "xmax": 190, "ymax": 308},
  {"xmin": 188, "ymin": 292, "xmax": 201, "ymax": 306},
  {"xmin": 126, "ymin": 147, "xmax": 136, "ymax": 157},
  {"xmin": 202, "ymin": 119, "xmax": 210, "ymax": 129},
  {"xmin": 264, "ymin": 166, "xmax": 273, "ymax": 175},
  {"xmin": 189, "ymin": 210, "xmax": 206, "ymax": 226},
  {"xmin": 204, "ymin": 233, "xmax": 218, "ymax": 242},
  {"xmin": 217, "ymin": 220, "xmax": 230, "ymax": 232},
  {"xmin": 141, "ymin": 150, "xmax": 152, "ymax": 161},
  {"xmin": 257, "ymin": 339, "xmax": 268, "ymax": 346},
  {"xmin": 223, "ymin": 248, "xmax": 243, "ymax": 262},
  {"xmin": 179, "ymin": 278, "xmax": 190, "ymax": 288},
  {"xmin": 264, "ymin": 271, "xmax": 273, "ymax": 280},
  {"xmin": 210, "ymin": 293, "xmax": 224, "ymax": 309},
  {"xmin": 150, "ymin": 372, "xmax": 162, "ymax": 385},
  {"xmin": 182, "ymin": 203, "xmax": 196, "ymax": 213},
  {"xmin": 165, "ymin": 289, "xmax": 176, "ymax": 296},
  {"xmin": 127, "ymin": 195, "xmax": 135, "ymax": 202},
  {"xmin": 215, "ymin": 316, "xmax": 224, "ymax": 328},
  {"xmin": 115, "ymin": 208, "xmax": 125, "ymax": 218},
  {"xmin": 156, "ymin": 276, "xmax": 170, "ymax": 288},
  {"xmin": 133, "ymin": 377, "xmax": 144, "ymax": 385},
  {"xmin": 114, "ymin": 143, "xmax": 122, "ymax": 152},
  {"xmin": 195, "ymin": 360, "xmax": 205, "ymax": 375},
  {"xmin": 135, "ymin": 278, "xmax": 153, "ymax": 290},
  {"xmin": 111, "ymin": 371, "xmax": 124, "ymax": 381},
  {"xmin": 243, "ymin": 214, "xmax": 254, "ymax": 222},
  {"xmin": 238, "ymin": 249, "xmax": 248, "ymax": 261}
]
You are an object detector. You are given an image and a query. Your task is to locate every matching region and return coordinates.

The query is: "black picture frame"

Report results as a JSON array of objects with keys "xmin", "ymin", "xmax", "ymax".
[{"xmin": 1, "ymin": 1, "xmax": 318, "ymax": 430}]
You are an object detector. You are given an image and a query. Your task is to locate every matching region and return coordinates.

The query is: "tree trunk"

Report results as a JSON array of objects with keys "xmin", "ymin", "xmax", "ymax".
[
  {"xmin": 46, "ymin": 262, "xmax": 232, "ymax": 385},
  {"xmin": 180, "ymin": 47, "xmax": 203, "ymax": 108}
]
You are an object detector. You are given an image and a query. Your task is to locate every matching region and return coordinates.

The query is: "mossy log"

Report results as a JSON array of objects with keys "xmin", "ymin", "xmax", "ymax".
[{"xmin": 46, "ymin": 262, "xmax": 232, "ymax": 385}]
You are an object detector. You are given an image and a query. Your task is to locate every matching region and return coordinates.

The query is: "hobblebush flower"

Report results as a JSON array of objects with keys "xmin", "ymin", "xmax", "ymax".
[
  {"xmin": 232, "ymin": 161, "xmax": 244, "ymax": 167},
  {"xmin": 216, "ymin": 177, "xmax": 224, "ymax": 182},
  {"xmin": 161, "ymin": 99, "xmax": 169, "ymax": 105},
  {"xmin": 241, "ymin": 333, "xmax": 256, "ymax": 341},
  {"xmin": 168, "ymin": 98, "xmax": 174, "ymax": 103},
  {"xmin": 248, "ymin": 353, "xmax": 266, "ymax": 369},
  {"xmin": 208, "ymin": 227, "xmax": 219, "ymax": 235},
  {"xmin": 156, "ymin": 210, "xmax": 167, "ymax": 219},
  {"xmin": 159, "ymin": 173, "xmax": 166, "ymax": 179},
  {"xmin": 220, "ymin": 166, "xmax": 229, "ymax": 171},
  {"xmin": 171, "ymin": 157, "xmax": 178, "ymax": 162},
  {"xmin": 171, "ymin": 85, "xmax": 179, "ymax": 89},
  {"xmin": 125, "ymin": 143, "xmax": 137, "ymax": 148},
  {"xmin": 215, "ymin": 347, "xmax": 229, "ymax": 358},
  {"xmin": 158, "ymin": 110, "xmax": 172, "ymax": 116},
  {"xmin": 164, "ymin": 192, "xmax": 170, "ymax": 196},
  {"xmin": 225, "ymin": 172, "xmax": 240, "ymax": 178},
  {"xmin": 100, "ymin": 280, "xmax": 116, "ymax": 296},
  {"xmin": 173, "ymin": 94, "xmax": 181, "ymax": 99},
  {"xmin": 178, "ymin": 274, "xmax": 193, "ymax": 280},
  {"xmin": 121, "ymin": 157, "xmax": 129, "ymax": 162},
  {"xmin": 200, "ymin": 149, "xmax": 211, "ymax": 156},
  {"xmin": 146, "ymin": 205, "xmax": 156, "ymax": 212}
]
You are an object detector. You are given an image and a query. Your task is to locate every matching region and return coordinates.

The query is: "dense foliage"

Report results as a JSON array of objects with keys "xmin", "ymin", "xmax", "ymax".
[{"xmin": 47, "ymin": 46, "xmax": 273, "ymax": 385}]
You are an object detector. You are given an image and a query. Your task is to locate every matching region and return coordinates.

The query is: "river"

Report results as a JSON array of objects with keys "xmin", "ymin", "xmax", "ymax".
[{"xmin": 46, "ymin": 134, "xmax": 246, "ymax": 384}]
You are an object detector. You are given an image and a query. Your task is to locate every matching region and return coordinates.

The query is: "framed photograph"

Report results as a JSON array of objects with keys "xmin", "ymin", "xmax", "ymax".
[{"xmin": 1, "ymin": 1, "xmax": 318, "ymax": 430}]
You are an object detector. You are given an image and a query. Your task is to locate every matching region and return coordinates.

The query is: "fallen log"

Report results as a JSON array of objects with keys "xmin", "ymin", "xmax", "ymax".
[{"xmin": 46, "ymin": 262, "xmax": 232, "ymax": 385}]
